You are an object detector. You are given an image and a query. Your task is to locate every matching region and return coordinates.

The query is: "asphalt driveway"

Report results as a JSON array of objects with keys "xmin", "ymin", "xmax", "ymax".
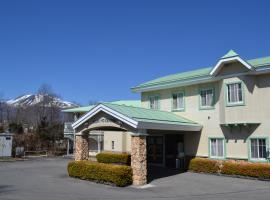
[{"xmin": 0, "ymin": 158, "xmax": 270, "ymax": 200}]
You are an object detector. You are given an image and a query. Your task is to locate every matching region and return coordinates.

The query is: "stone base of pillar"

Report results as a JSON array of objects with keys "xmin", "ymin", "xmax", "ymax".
[
  {"xmin": 75, "ymin": 133, "xmax": 89, "ymax": 161},
  {"xmin": 131, "ymin": 135, "xmax": 147, "ymax": 185}
]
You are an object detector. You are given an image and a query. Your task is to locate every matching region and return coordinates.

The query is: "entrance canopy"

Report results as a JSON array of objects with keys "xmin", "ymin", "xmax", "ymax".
[{"xmin": 72, "ymin": 103, "xmax": 202, "ymax": 132}]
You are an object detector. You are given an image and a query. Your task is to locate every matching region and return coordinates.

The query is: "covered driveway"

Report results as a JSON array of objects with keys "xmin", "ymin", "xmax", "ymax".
[{"xmin": 72, "ymin": 102, "xmax": 202, "ymax": 185}]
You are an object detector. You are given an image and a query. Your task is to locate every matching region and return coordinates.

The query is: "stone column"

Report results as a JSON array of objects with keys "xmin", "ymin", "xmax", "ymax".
[
  {"xmin": 75, "ymin": 132, "xmax": 89, "ymax": 161},
  {"xmin": 131, "ymin": 135, "xmax": 147, "ymax": 185}
]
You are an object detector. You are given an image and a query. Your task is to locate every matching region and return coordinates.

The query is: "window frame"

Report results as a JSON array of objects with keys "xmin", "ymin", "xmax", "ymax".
[
  {"xmin": 225, "ymin": 81, "xmax": 245, "ymax": 107},
  {"xmin": 248, "ymin": 137, "xmax": 269, "ymax": 162},
  {"xmin": 208, "ymin": 137, "xmax": 226, "ymax": 159},
  {"xmin": 148, "ymin": 95, "xmax": 160, "ymax": 110},
  {"xmin": 171, "ymin": 91, "xmax": 185, "ymax": 111},
  {"xmin": 199, "ymin": 87, "xmax": 215, "ymax": 110}
]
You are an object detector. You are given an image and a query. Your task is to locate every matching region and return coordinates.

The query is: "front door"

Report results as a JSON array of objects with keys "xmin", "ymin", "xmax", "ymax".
[{"xmin": 147, "ymin": 136, "xmax": 164, "ymax": 166}]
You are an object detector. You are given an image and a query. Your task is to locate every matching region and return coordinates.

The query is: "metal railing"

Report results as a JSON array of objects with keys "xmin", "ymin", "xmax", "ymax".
[
  {"xmin": 23, "ymin": 150, "xmax": 48, "ymax": 158},
  {"xmin": 64, "ymin": 122, "xmax": 75, "ymax": 134}
]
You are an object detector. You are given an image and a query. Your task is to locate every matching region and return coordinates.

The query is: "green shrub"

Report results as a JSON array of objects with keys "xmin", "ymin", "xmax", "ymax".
[
  {"xmin": 96, "ymin": 152, "xmax": 131, "ymax": 165},
  {"xmin": 221, "ymin": 161, "xmax": 270, "ymax": 179},
  {"xmin": 188, "ymin": 158, "xmax": 219, "ymax": 173},
  {"xmin": 67, "ymin": 161, "xmax": 132, "ymax": 187}
]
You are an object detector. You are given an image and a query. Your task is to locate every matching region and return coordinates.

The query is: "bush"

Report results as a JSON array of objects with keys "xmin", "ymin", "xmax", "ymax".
[
  {"xmin": 67, "ymin": 161, "xmax": 132, "ymax": 187},
  {"xmin": 188, "ymin": 158, "xmax": 219, "ymax": 173},
  {"xmin": 221, "ymin": 161, "xmax": 270, "ymax": 179},
  {"xmin": 96, "ymin": 152, "xmax": 131, "ymax": 165}
]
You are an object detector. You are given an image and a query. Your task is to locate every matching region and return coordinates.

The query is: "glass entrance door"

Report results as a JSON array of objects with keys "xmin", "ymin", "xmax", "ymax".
[{"xmin": 147, "ymin": 136, "xmax": 164, "ymax": 165}]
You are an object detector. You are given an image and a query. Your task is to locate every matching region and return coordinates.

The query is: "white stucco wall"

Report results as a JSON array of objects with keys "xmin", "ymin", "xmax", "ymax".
[{"xmin": 141, "ymin": 65, "xmax": 270, "ymax": 160}]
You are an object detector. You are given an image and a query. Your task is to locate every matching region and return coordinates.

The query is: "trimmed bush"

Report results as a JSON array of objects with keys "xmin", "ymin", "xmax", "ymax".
[
  {"xmin": 67, "ymin": 161, "xmax": 132, "ymax": 187},
  {"xmin": 96, "ymin": 152, "xmax": 131, "ymax": 165},
  {"xmin": 188, "ymin": 157, "xmax": 270, "ymax": 180},
  {"xmin": 188, "ymin": 158, "xmax": 219, "ymax": 173},
  {"xmin": 221, "ymin": 161, "xmax": 270, "ymax": 179}
]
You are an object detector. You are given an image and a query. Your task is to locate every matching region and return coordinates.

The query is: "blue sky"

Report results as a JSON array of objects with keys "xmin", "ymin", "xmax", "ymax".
[{"xmin": 0, "ymin": 0, "xmax": 270, "ymax": 105}]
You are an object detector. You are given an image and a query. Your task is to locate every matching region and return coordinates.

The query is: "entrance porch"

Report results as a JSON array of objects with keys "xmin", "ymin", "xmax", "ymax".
[{"xmin": 71, "ymin": 103, "xmax": 202, "ymax": 185}]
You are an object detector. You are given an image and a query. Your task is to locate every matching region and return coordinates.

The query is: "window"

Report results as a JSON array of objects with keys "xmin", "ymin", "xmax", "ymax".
[
  {"xmin": 149, "ymin": 95, "xmax": 159, "ymax": 109},
  {"xmin": 250, "ymin": 138, "xmax": 267, "ymax": 160},
  {"xmin": 89, "ymin": 134, "xmax": 104, "ymax": 153},
  {"xmin": 200, "ymin": 88, "xmax": 214, "ymax": 108},
  {"xmin": 111, "ymin": 141, "xmax": 115, "ymax": 150},
  {"xmin": 172, "ymin": 92, "xmax": 184, "ymax": 110},
  {"xmin": 210, "ymin": 138, "xmax": 224, "ymax": 158},
  {"xmin": 227, "ymin": 82, "xmax": 243, "ymax": 105}
]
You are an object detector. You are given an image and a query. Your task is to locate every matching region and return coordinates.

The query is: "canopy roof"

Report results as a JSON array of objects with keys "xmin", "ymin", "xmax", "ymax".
[
  {"xmin": 72, "ymin": 103, "xmax": 202, "ymax": 132},
  {"xmin": 62, "ymin": 100, "xmax": 141, "ymax": 113},
  {"xmin": 132, "ymin": 51, "xmax": 270, "ymax": 92}
]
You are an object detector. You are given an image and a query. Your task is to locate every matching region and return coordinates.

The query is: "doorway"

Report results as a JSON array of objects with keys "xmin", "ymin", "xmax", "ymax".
[
  {"xmin": 147, "ymin": 136, "xmax": 165, "ymax": 166},
  {"xmin": 165, "ymin": 134, "xmax": 184, "ymax": 168}
]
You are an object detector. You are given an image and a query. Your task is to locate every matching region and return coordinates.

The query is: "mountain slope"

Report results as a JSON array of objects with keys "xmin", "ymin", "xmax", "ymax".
[{"xmin": 7, "ymin": 94, "xmax": 78, "ymax": 108}]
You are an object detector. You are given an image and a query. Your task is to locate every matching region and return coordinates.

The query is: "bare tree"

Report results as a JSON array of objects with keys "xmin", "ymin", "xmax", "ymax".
[{"xmin": 88, "ymin": 100, "xmax": 98, "ymax": 106}]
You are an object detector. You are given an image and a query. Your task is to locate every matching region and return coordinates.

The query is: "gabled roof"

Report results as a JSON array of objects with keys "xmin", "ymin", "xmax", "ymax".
[
  {"xmin": 221, "ymin": 49, "xmax": 239, "ymax": 59},
  {"xmin": 210, "ymin": 50, "xmax": 254, "ymax": 76},
  {"xmin": 132, "ymin": 51, "xmax": 270, "ymax": 92},
  {"xmin": 62, "ymin": 100, "xmax": 141, "ymax": 113},
  {"xmin": 72, "ymin": 103, "xmax": 202, "ymax": 132}
]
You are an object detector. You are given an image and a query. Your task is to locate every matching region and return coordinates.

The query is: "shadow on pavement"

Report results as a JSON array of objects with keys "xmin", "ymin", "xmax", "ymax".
[{"xmin": 147, "ymin": 166, "xmax": 183, "ymax": 183}]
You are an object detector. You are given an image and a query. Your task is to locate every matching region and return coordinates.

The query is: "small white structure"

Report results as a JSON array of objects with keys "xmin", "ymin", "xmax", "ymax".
[{"xmin": 0, "ymin": 132, "xmax": 13, "ymax": 157}]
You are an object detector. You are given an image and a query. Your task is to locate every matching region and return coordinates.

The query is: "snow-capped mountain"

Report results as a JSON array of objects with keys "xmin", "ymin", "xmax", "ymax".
[{"xmin": 7, "ymin": 94, "xmax": 78, "ymax": 108}]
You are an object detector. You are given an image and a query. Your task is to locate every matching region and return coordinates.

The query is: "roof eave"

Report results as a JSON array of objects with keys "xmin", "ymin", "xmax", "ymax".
[
  {"xmin": 210, "ymin": 56, "xmax": 254, "ymax": 76},
  {"xmin": 137, "ymin": 121, "xmax": 202, "ymax": 131}
]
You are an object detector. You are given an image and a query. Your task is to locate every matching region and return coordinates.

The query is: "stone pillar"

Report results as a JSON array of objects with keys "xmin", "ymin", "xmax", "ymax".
[
  {"xmin": 131, "ymin": 135, "xmax": 147, "ymax": 185},
  {"xmin": 75, "ymin": 132, "xmax": 89, "ymax": 161}
]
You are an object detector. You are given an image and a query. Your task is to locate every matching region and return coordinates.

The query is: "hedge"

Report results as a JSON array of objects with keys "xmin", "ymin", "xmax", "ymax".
[
  {"xmin": 188, "ymin": 157, "xmax": 270, "ymax": 180},
  {"xmin": 188, "ymin": 158, "xmax": 219, "ymax": 173},
  {"xmin": 96, "ymin": 152, "xmax": 131, "ymax": 165},
  {"xmin": 221, "ymin": 161, "xmax": 270, "ymax": 179},
  {"xmin": 67, "ymin": 161, "xmax": 132, "ymax": 187}
]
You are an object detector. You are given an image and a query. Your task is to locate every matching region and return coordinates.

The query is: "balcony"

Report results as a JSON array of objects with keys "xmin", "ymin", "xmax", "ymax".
[{"xmin": 64, "ymin": 122, "xmax": 75, "ymax": 140}]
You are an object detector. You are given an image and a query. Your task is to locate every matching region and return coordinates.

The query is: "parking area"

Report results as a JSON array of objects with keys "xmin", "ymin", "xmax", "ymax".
[{"xmin": 0, "ymin": 158, "xmax": 270, "ymax": 200}]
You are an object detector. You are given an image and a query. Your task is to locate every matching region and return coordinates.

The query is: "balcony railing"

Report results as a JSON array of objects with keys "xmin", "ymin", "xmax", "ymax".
[{"xmin": 64, "ymin": 122, "xmax": 75, "ymax": 135}]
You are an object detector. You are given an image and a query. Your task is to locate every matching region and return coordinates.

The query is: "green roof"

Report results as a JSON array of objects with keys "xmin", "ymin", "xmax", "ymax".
[
  {"xmin": 109, "ymin": 100, "xmax": 141, "ymax": 107},
  {"xmin": 62, "ymin": 100, "xmax": 141, "ymax": 113},
  {"xmin": 102, "ymin": 102, "xmax": 199, "ymax": 126},
  {"xmin": 221, "ymin": 50, "xmax": 239, "ymax": 59},
  {"xmin": 62, "ymin": 105, "xmax": 95, "ymax": 113},
  {"xmin": 132, "ymin": 54, "xmax": 270, "ymax": 91}
]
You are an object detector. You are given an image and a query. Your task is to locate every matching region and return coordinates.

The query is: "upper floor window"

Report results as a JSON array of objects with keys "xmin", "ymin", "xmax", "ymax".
[
  {"xmin": 149, "ymin": 95, "xmax": 159, "ymax": 109},
  {"xmin": 250, "ymin": 138, "xmax": 267, "ymax": 160},
  {"xmin": 227, "ymin": 82, "xmax": 244, "ymax": 105},
  {"xmin": 200, "ymin": 88, "xmax": 214, "ymax": 109},
  {"xmin": 172, "ymin": 92, "xmax": 184, "ymax": 111}
]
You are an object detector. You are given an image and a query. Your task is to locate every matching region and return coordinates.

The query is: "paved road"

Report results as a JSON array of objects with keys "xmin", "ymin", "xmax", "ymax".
[{"xmin": 0, "ymin": 158, "xmax": 270, "ymax": 200}]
